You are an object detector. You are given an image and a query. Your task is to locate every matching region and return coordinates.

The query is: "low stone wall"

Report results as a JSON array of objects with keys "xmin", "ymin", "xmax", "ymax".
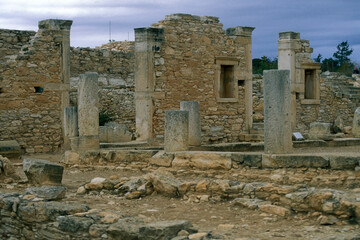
[{"xmin": 0, "ymin": 192, "xmax": 197, "ymax": 240}]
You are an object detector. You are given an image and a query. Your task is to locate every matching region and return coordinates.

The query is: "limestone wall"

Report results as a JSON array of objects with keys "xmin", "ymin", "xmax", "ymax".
[
  {"xmin": 69, "ymin": 43, "xmax": 135, "ymax": 131},
  {"xmin": 295, "ymin": 72, "xmax": 360, "ymax": 131},
  {"xmin": 0, "ymin": 20, "xmax": 72, "ymax": 153},
  {"xmin": 148, "ymin": 14, "xmax": 253, "ymax": 143},
  {"xmin": 252, "ymin": 72, "xmax": 360, "ymax": 132},
  {"xmin": 0, "ymin": 29, "xmax": 36, "ymax": 60}
]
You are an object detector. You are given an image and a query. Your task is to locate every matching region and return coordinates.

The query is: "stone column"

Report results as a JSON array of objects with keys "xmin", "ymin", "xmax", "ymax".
[
  {"xmin": 263, "ymin": 70, "xmax": 293, "ymax": 153},
  {"xmin": 180, "ymin": 101, "xmax": 201, "ymax": 146},
  {"xmin": 74, "ymin": 72, "xmax": 99, "ymax": 150},
  {"xmin": 64, "ymin": 106, "xmax": 78, "ymax": 150},
  {"xmin": 164, "ymin": 110, "xmax": 189, "ymax": 152},
  {"xmin": 352, "ymin": 107, "xmax": 360, "ymax": 137},
  {"xmin": 278, "ymin": 32, "xmax": 301, "ymax": 128},
  {"xmin": 134, "ymin": 27, "xmax": 164, "ymax": 142}
]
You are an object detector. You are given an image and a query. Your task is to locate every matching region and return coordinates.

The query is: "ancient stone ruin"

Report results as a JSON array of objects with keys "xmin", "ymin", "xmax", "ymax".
[{"xmin": 0, "ymin": 13, "xmax": 360, "ymax": 240}]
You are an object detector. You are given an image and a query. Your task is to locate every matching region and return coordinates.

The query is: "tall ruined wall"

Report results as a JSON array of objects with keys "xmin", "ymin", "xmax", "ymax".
[
  {"xmin": 69, "ymin": 43, "xmax": 135, "ymax": 131},
  {"xmin": 148, "ymin": 14, "xmax": 253, "ymax": 143},
  {"xmin": 0, "ymin": 20, "xmax": 72, "ymax": 153},
  {"xmin": 295, "ymin": 72, "xmax": 360, "ymax": 131},
  {"xmin": 252, "ymin": 72, "xmax": 360, "ymax": 132},
  {"xmin": 0, "ymin": 29, "xmax": 36, "ymax": 60}
]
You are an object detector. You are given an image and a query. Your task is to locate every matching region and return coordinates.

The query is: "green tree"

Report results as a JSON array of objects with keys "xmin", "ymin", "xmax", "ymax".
[
  {"xmin": 252, "ymin": 56, "xmax": 278, "ymax": 74},
  {"xmin": 333, "ymin": 41, "xmax": 353, "ymax": 65},
  {"xmin": 314, "ymin": 53, "xmax": 322, "ymax": 63}
]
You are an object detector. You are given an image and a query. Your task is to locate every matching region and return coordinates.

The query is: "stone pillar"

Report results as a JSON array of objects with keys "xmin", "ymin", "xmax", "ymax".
[
  {"xmin": 278, "ymin": 32, "xmax": 301, "ymax": 128},
  {"xmin": 226, "ymin": 26, "xmax": 255, "ymax": 131},
  {"xmin": 180, "ymin": 101, "xmax": 201, "ymax": 146},
  {"xmin": 64, "ymin": 106, "xmax": 78, "ymax": 150},
  {"xmin": 74, "ymin": 72, "xmax": 99, "ymax": 150},
  {"xmin": 263, "ymin": 70, "xmax": 293, "ymax": 153},
  {"xmin": 38, "ymin": 19, "xmax": 73, "ymax": 150},
  {"xmin": 352, "ymin": 107, "xmax": 360, "ymax": 137},
  {"xmin": 164, "ymin": 110, "xmax": 189, "ymax": 152},
  {"xmin": 134, "ymin": 27, "xmax": 164, "ymax": 142}
]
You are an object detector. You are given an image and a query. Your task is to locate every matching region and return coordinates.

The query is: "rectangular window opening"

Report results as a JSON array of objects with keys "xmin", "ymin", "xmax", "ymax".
[
  {"xmin": 238, "ymin": 80, "xmax": 245, "ymax": 87},
  {"xmin": 34, "ymin": 86, "xmax": 44, "ymax": 93},
  {"xmin": 304, "ymin": 70, "xmax": 316, "ymax": 99},
  {"xmin": 0, "ymin": 88, "xmax": 3, "ymax": 95},
  {"xmin": 296, "ymin": 92, "xmax": 300, "ymax": 99},
  {"xmin": 220, "ymin": 65, "xmax": 235, "ymax": 98}
]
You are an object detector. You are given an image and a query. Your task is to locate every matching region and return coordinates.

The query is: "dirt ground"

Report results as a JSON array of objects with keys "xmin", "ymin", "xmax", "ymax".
[{"xmin": 2, "ymin": 150, "xmax": 360, "ymax": 240}]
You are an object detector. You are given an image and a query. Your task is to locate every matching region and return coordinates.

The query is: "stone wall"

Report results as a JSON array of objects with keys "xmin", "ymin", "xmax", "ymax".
[
  {"xmin": 252, "ymin": 72, "xmax": 360, "ymax": 132},
  {"xmin": 69, "ymin": 43, "xmax": 135, "ymax": 131},
  {"xmin": 295, "ymin": 72, "xmax": 360, "ymax": 131},
  {"xmin": 0, "ymin": 29, "xmax": 36, "ymax": 60},
  {"xmin": 0, "ymin": 20, "xmax": 72, "ymax": 153},
  {"xmin": 135, "ymin": 14, "xmax": 254, "ymax": 143}
]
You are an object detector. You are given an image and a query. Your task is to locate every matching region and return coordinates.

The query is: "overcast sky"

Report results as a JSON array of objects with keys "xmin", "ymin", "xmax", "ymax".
[{"xmin": 0, "ymin": 0, "xmax": 359, "ymax": 63}]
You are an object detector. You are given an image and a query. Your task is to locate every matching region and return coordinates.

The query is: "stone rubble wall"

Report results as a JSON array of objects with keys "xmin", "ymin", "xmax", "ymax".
[
  {"xmin": 252, "ymin": 72, "xmax": 360, "ymax": 132},
  {"xmin": 150, "ymin": 14, "xmax": 248, "ymax": 143},
  {"xmin": 69, "ymin": 43, "xmax": 135, "ymax": 132},
  {"xmin": 0, "ymin": 21, "xmax": 71, "ymax": 153},
  {"xmin": 0, "ymin": 29, "xmax": 36, "ymax": 60},
  {"xmin": 0, "ymin": 192, "xmax": 198, "ymax": 240},
  {"xmin": 295, "ymin": 72, "xmax": 360, "ymax": 132}
]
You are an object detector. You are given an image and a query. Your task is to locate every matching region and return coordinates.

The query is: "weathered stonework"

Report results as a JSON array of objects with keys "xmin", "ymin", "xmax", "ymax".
[
  {"xmin": 135, "ymin": 14, "xmax": 255, "ymax": 144},
  {"xmin": 0, "ymin": 19, "xmax": 72, "ymax": 153}
]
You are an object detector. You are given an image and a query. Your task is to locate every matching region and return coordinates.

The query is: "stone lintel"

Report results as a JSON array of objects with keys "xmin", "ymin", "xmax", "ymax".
[
  {"xmin": 226, "ymin": 27, "xmax": 255, "ymax": 37},
  {"xmin": 38, "ymin": 19, "xmax": 73, "ymax": 31},
  {"xmin": 279, "ymin": 31, "xmax": 300, "ymax": 40},
  {"xmin": 134, "ymin": 27, "xmax": 164, "ymax": 42},
  {"xmin": 300, "ymin": 62, "xmax": 321, "ymax": 70}
]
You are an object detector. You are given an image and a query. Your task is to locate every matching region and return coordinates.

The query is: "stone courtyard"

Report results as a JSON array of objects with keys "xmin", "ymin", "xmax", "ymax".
[{"xmin": 0, "ymin": 13, "xmax": 360, "ymax": 240}]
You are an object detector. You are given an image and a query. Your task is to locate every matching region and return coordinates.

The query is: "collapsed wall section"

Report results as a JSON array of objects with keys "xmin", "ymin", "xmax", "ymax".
[{"xmin": 0, "ymin": 20, "xmax": 72, "ymax": 153}]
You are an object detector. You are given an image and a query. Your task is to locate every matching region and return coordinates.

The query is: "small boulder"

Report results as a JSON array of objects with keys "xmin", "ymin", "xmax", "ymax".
[
  {"xmin": 25, "ymin": 186, "xmax": 66, "ymax": 200},
  {"xmin": 333, "ymin": 116, "xmax": 344, "ymax": 133},
  {"xmin": 23, "ymin": 158, "xmax": 64, "ymax": 186},
  {"xmin": 0, "ymin": 155, "xmax": 20, "ymax": 180}
]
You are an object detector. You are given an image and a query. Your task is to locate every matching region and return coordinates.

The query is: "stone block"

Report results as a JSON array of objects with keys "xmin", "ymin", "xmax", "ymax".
[
  {"xmin": 230, "ymin": 153, "xmax": 262, "ymax": 168},
  {"xmin": 164, "ymin": 110, "xmax": 189, "ymax": 152},
  {"xmin": 70, "ymin": 136, "xmax": 100, "ymax": 151},
  {"xmin": 180, "ymin": 101, "xmax": 201, "ymax": 146},
  {"xmin": 352, "ymin": 107, "xmax": 360, "ymax": 137},
  {"xmin": 309, "ymin": 122, "xmax": 332, "ymax": 140},
  {"xmin": 99, "ymin": 123, "xmax": 132, "ymax": 143},
  {"xmin": 149, "ymin": 151, "xmax": 174, "ymax": 167},
  {"xmin": 173, "ymin": 152, "xmax": 232, "ymax": 170},
  {"xmin": 262, "ymin": 154, "xmax": 329, "ymax": 168},
  {"xmin": 329, "ymin": 156, "xmax": 359, "ymax": 170},
  {"xmin": 25, "ymin": 186, "xmax": 66, "ymax": 200},
  {"xmin": 23, "ymin": 158, "xmax": 64, "ymax": 186},
  {"xmin": 0, "ymin": 140, "xmax": 22, "ymax": 158},
  {"xmin": 263, "ymin": 70, "xmax": 292, "ymax": 153}
]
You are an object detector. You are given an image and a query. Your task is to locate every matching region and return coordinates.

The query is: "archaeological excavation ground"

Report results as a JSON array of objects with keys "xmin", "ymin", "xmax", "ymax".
[{"xmin": 0, "ymin": 14, "xmax": 360, "ymax": 240}]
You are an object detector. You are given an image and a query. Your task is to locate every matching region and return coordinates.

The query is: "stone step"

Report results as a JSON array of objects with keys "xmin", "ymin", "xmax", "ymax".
[
  {"xmin": 252, "ymin": 123, "xmax": 264, "ymax": 129},
  {"xmin": 239, "ymin": 133, "xmax": 264, "ymax": 142},
  {"xmin": 0, "ymin": 140, "xmax": 22, "ymax": 158},
  {"xmin": 249, "ymin": 128, "xmax": 264, "ymax": 134}
]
